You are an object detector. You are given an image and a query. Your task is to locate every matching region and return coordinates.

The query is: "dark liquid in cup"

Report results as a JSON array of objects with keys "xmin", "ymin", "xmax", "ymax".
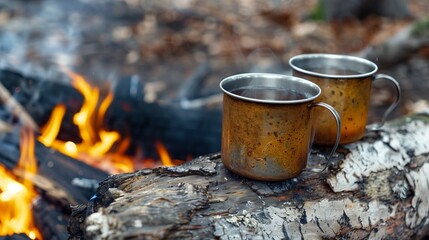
[
  {"xmin": 310, "ymin": 68, "xmax": 363, "ymax": 75},
  {"xmin": 231, "ymin": 87, "xmax": 308, "ymax": 101}
]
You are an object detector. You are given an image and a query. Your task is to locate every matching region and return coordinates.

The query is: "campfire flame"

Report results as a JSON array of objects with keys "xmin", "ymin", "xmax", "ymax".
[
  {"xmin": 38, "ymin": 69, "xmax": 176, "ymax": 174},
  {"xmin": 1, "ymin": 68, "xmax": 181, "ymax": 239},
  {"xmin": 38, "ymin": 70, "xmax": 133, "ymax": 174},
  {"xmin": 155, "ymin": 141, "xmax": 173, "ymax": 167},
  {"xmin": 0, "ymin": 127, "xmax": 42, "ymax": 239}
]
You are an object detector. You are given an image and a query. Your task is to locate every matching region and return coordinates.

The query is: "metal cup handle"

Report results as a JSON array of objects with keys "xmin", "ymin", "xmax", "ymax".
[
  {"xmin": 306, "ymin": 102, "xmax": 341, "ymax": 173},
  {"xmin": 368, "ymin": 74, "xmax": 401, "ymax": 131}
]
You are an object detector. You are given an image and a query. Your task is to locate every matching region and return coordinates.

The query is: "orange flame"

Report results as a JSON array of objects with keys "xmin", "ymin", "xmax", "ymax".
[
  {"xmin": 38, "ymin": 70, "xmax": 133, "ymax": 174},
  {"xmin": 38, "ymin": 69, "xmax": 177, "ymax": 174},
  {"xmin": 155, "ymin": 141, "xmax": 173, "ymax": 167},
  {"xmin": 0, "ymin": 127, "xmax": 42, "ymax": 239}
]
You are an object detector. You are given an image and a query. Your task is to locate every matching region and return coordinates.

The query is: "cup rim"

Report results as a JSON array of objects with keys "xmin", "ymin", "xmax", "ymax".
[
  {"xmin": 219, "ymin": 73, "xmax": 321, "ymax": 104},
  {"xmin": 289, "ymin": 53, "xmax": 378, "ymax": 79}
]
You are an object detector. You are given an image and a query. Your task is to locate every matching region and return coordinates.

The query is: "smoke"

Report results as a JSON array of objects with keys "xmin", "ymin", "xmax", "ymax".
[
  {"xmin": 0, "ymin": 0, "xmax": 128, "ymax": 84},
  {"xmin": 0, "ymin": 1, "xmax": 84, "ymax": 82}
]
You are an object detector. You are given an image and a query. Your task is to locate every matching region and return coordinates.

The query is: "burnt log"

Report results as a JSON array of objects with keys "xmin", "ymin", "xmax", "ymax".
[
  {"xmin": 0, "ymin": 129, "xmax": 108, "ymax": 209},
  {"xmin": 68, "ymin": 111, "xmax": 429, "ymax": 239},
  {"xmin": 0, "ymin": 68, "xmax": 222, "ymax": 160},
  {"xmin": 0, "ymin": 234, "xmax": 31, "ymax": 240},
  {"xmin": 32, "ymin": 197, "xmax": 69, "ymax": 240},
  {"xmin": 0, "ymin": 128, "xmax": 108, "ymax": 240}
]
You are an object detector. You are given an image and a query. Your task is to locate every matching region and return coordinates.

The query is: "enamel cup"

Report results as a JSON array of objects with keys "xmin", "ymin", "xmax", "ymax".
[
  {"xmin": 289, "ymin": 54, "xmax": 401, "ymax": 145},
  {"xmin": 220, "ymin": 73, "xmax": 341, "ymax": 181}
]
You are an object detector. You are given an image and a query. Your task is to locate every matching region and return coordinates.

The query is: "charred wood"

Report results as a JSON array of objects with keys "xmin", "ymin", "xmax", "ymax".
[
  {"xmin": 32, "ymin": 197, "xmax": 69, "ymax": 240},
  {"xmin": 0, "ymin": 69, "xmax": 83, "ymax": 142},
  {"xmin": 0, "ymin": 82, "xmax": 38, "ymax": 131},
  {"xmin": 106, "ymin": 98, "xmax": 222, "ymax": 160},
  {"xmin": 0, "ymin": 234, "xmax": 31, "ymax": 240},
  {"xmin": 0, "ymin": 69, "xmax": 222, "ymax": 160},
  {"xmin": 0, "ymin": 129, "xmax": 108, "ymax": 210},
  {"xmin": 0, "ymin": 128, "xmax": 107, "ymax": 240},
  {"xmin": 176, "ymin": 61, "xmax": 211, "ymax": 102}
]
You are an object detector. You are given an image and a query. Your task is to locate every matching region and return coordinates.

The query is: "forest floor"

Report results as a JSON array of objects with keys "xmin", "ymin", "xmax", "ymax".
[{"xmin": 0, "ymin": 0, "xmax": 428, "ymax": 122}]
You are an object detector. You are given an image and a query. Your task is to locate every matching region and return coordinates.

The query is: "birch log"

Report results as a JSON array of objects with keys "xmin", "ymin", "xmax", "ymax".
[{"xmin": 68, "ymin": 111, "xmax": 429, "ymax": 239}]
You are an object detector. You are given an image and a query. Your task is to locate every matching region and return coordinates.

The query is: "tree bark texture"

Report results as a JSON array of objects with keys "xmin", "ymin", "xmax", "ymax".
[{"xmin": 69, "ymin": 111, "xmax": 429, "ymax": 239}]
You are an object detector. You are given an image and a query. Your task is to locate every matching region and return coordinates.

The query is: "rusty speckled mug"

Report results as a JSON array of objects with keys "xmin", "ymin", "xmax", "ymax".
[
  {"xmin": 220, "ymin": 73, "xmax": 341, "ymax": 181},
  {"xmin": 290, "ymin": 54, "xmax": 401, "ymax": 145}
]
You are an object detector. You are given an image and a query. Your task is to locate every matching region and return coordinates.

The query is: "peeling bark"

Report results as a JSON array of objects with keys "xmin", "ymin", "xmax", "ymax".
[
  {"xmin": 327, "ymin": 116, "xmax": 429, "ymax": 192},
  {"xmin": 69, "ymin": 111, "xmax": 429, "ymax": 239},
  {"xmin": 405, "ymin": 163, "xmax": 429, "ymax": 229}
]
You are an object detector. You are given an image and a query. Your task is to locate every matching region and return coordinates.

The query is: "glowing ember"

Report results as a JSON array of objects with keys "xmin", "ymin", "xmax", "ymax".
[
  {"xmin": 39, "ymin": 69, "xmax": 177, "ymax": 174},
  {"xmin": 0, "ymin": 127, "xmax": 42, "ymax": 239}
]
